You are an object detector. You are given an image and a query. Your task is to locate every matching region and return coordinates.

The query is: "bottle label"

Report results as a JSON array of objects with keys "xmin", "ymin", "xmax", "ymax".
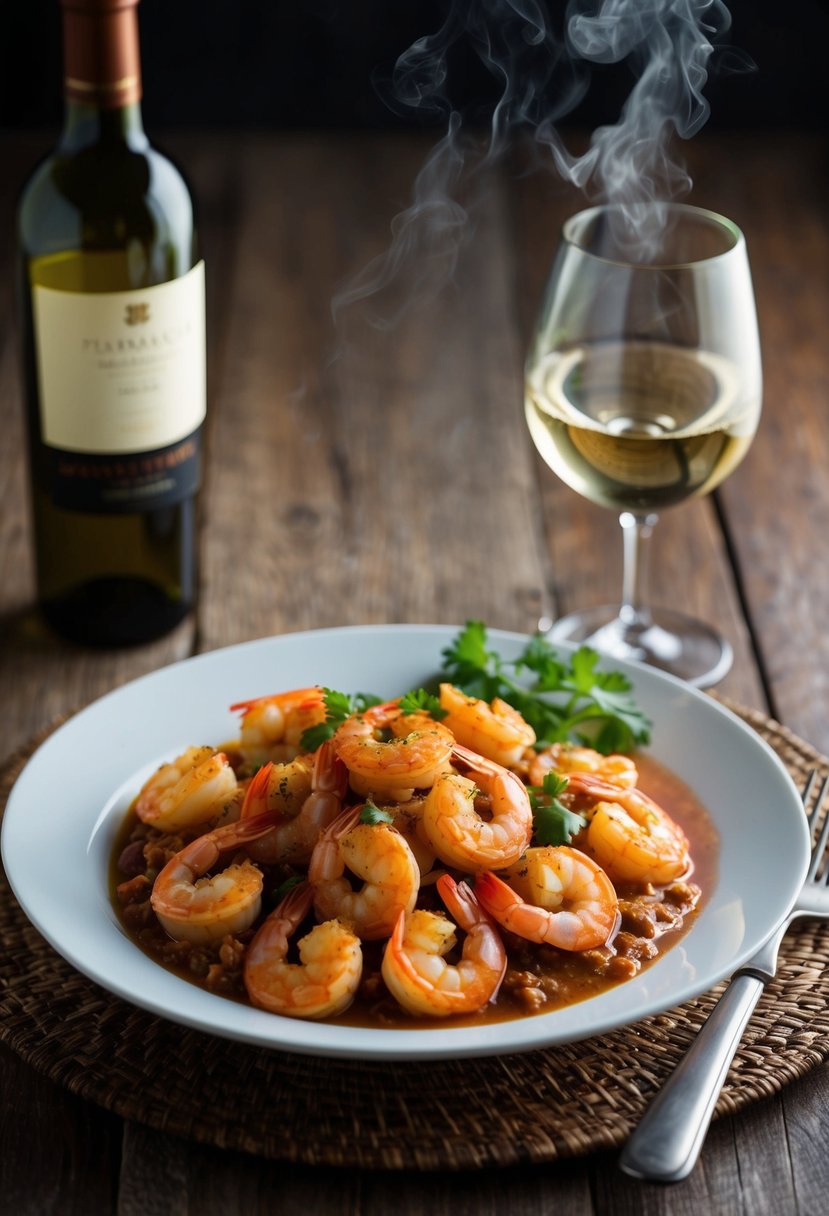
[
  {"xmin": 45, "ymin": 430, "xmax": 202, "ymax": 515},
  {"xmin": 32, "ymin": 262, "xmax": 206, "ymax": 513}
]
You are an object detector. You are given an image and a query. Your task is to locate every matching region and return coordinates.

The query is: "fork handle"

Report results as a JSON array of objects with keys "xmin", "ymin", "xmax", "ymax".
[{"xmin": 618, "ymin": 973, "xmax": 766, "ymax": 1183}]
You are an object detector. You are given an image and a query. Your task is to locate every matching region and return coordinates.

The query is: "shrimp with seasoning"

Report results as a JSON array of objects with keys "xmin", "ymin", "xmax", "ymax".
[
  {"xmin": 332, "ymin": 700, "xmax": 454, "ymax": 802},
  {"xmin": 308, "ymin": 805, "xmax": 420, "ymax": 940},
  {"xmin": 257, "ymin": 753, "xmax": 314, "ymax": 817},
  {"xmin": 439, "ymin": 683, "xmax": 536, "ymax": 767},
  {"xmin": 475, "ymin": 846, "xmax": 619, "ymax": 951},
  {"xmin": 135, "ymin": 746, "xmax": 238, "ymax": 833},
  {"xmin": 243, "ymin": 881, "xmax": 363, "ymax": 1020},
  {"xmin": 239, "ymin": 740, "xmax": 348, "ymax": 866},
  {"xmin": 385, "ymin": 797, "xmax": 437, "ymax": 877},
  {"xmin": 528, "ymin": 742, "xmax": 637, "ymax": 790},
  {"xmin": 230, "ymin": 687, "xmax": 325, "ymax": 768},
  {"xmin": 381, "ymin": 874, "xmax": 506, "ymax": 1017},
  {"xmin": 149, "ymin": 811, "xmax": 276, "ymax": 945},
  {"xmin": 421, "ymin": 743, "xmax": 533, "ymax": 871},
  {"xmin": 566, "ymin": 773, "xmax": 690, "ymax": 885}
]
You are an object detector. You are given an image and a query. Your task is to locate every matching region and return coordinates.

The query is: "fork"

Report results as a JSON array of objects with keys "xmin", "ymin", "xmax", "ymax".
[{"xmin": 619, "ymin": 771, "xmax": 829, "ymax": 1184}]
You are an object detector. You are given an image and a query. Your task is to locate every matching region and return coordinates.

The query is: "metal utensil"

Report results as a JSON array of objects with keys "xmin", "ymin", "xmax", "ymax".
[{"xmin": 619, "ymin": 771, "xmax": 829, "ymax": 1184}]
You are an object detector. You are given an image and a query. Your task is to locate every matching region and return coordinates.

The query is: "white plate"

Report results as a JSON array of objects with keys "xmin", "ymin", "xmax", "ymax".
[{"xmin": 1, "ymin": 625, "xmax": 810, "ymax": 1060}]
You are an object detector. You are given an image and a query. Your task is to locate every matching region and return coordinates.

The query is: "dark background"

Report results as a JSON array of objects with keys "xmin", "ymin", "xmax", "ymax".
[{"xmin": 1, "ymin": 0, "xmax": 828, "ymax": 134}]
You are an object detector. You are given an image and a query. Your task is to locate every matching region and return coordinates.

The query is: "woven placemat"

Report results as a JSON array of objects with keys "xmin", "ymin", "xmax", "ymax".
[{"xmin": 2, "ymin": 705, "xmax": 829, "ymax": 1171}]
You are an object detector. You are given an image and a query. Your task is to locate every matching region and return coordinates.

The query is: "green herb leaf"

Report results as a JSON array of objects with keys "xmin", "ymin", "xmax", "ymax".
[
  {"xmin": 529, "ymin": 773, "xmax": 586, "ymax": 846},
  {"xmin": 439, "ymin": 623, "xmax": 651, "ymax": 755},
  {"xmin": 514, "ymin": 633, "xmax": 569, "ymax": 692},
  {"xmin": 271, "ymin": 874, "xmax": 305, "ymax": 903},
  {"xmin": 537, "ymin": 771, "xmax": 570, "ymax": 799},
  {"xmin": 359, "ymin": 800, "xmax": 394, "ymax": 825},
  {"xmin": 398, "ymin": 688, "xmax": 448, "ymax": 720},
  {"xmin": 440, "ymin": 619, "xmax": 502, "ymax": 700},
  {"xmin": 299, "ymin": 687, "xmax": 380, "ymax": 752}
]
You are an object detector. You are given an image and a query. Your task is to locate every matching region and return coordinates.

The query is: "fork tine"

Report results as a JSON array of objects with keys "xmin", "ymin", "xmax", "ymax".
[
  {"xmin": 809, "ymin": 813, "xmax": 829, "ymax": 886},
  {"xmin": 806, "ymin": 774, "xmax": 829, "ymax": 883},
  {"xmin": 805, "ymin": 771, "xmax": 828, "ymax": 833}
]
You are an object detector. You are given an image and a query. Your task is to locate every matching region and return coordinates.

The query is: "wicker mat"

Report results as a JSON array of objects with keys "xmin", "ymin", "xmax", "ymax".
[{"xmin": 2, "ymin": 706, "xmax": 829, "ymax": 1171}]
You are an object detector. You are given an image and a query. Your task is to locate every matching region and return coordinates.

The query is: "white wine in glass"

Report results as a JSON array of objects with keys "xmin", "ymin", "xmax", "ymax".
[{"xmin": 525, "ymin": 203, "xmax": 762, "ymax": 687}]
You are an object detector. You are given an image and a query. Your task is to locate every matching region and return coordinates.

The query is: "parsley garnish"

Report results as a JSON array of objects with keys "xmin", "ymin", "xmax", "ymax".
[
  {"xmin": 359, "ymin": 800, "xmax": 394, "ymax": 825},
  {"xmin": 299, "ymin": 688, "xmax": 382, "ymax": 752},
  {"xmin": 270, "ymin": 874, "xmax": 305, "ymax": 904},
  {"xmin": 441, "ymin": 620, "xmax": 651, "ymax": 754},
  {"xmin": 528, "ymin": 772, "xmax": 586, "ymax": 846},
  {"xmin": 398, "ymin": 688, "xmax": 447, "ymax": 720}
]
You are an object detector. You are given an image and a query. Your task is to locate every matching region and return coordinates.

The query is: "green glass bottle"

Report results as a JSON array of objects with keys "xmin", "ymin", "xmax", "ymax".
[{"xmin": 17, "ymin": 0, "xmax": 205, "ymax": 646}]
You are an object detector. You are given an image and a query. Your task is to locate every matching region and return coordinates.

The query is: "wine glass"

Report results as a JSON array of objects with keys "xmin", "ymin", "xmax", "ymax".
[{"xmin": 524, "ymin": 202, "xmax": 762, "ymax": 687}]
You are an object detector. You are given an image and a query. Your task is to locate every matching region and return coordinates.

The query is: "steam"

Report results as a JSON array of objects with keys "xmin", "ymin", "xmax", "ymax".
[
  {"xmin": 545, "ymin": 0, "xmax": 734, "ymax": 253},
  {"xmin": 332, "ymin": 0, "xmax": 739, "ymax": 324}
]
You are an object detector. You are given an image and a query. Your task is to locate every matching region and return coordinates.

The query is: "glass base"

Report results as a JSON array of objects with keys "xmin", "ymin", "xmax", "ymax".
[{"xmin": 545, "ymin": 605, "xmax": 733, "ymax": 689}]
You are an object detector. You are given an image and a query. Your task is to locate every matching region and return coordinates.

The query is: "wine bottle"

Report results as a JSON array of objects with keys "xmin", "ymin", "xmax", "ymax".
[{"xmin": 17, "ymin": 0, "xmax": 205, "ymax": 647}]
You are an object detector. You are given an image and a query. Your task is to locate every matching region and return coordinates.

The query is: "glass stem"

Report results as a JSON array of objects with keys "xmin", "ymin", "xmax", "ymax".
[{"xmin": 619, "ymin": 511, "xmax": 659, "ymax": 631}]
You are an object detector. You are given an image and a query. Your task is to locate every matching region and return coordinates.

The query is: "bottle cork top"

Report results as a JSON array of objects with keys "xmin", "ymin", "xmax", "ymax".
[{"xmin": 61, "ymin": 0, "xmax": 142, "ymax": 107}]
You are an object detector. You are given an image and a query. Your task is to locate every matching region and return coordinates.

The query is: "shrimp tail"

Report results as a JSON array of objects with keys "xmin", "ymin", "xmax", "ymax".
[
  {"xmin": 240, "ymin": 762, "xmax": 274, "ymax": 818},
  {"xmin": 229, "ymin": 687, "xmax": 323, "ymax": 715},
  {"xmin": 474, "ymin": 870, "xmax": 545, "ymax": 936},
  {"xmin": 450, "ymin": 742, "xmax": 489, "ymax": 771},
  {"xmin": 437, "ymin": 873, "xmax": 492, "ymax": 934},
  {"xmin": 439, "ymin": 873, "xmax": 507, "ymax": 1000},
  {"xmin": 272, "ymin": 877, "xmax": 315, "ymax": 925}
]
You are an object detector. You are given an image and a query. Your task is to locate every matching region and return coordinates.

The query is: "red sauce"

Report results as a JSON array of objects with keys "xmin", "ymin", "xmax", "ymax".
[{"xmin": 110, "ymin": 749, "xmax": 717, "ymax": 1029}]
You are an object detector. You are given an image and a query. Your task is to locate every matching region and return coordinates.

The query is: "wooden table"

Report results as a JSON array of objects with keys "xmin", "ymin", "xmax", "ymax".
[{"xmin": 1, "ymin": 129, "xmax": 828, "ymax": 1213}]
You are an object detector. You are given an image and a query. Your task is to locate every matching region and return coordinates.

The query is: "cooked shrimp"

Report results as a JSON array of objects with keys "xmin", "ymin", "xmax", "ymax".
[
  {"xmin": 150, "ymin": 811, "xmax": 275, "ymax": 945},
  {"xmin": 381, "ymin": 874, "xmax": 506, "ymax": 1017},
  {"xmin": 566, "ymin": 773, "xmax": 690, "ymax": 885},
  {"xmin": 439, "ymin": 683, "xmax": 536, "ymax": 767},
  {"xmin": 528, "ymin": 742, "xmax": 637, "ymax": 790},
  {"xmin": 476, "ymin": 847, "xmax": 619, "ymax": 951},
  {"xmin": 308, "ymin": 805, "xmax": 420, "ymax": 940},
  {"xmin": 333, "ymin": 700, "xmax": 454, "ymax": 802},
  {"xmin": 240, "ymin": 741, "xmax": 348, "ymax": 866},
  {"xmin": 259, "ymin": 753, "xmax": 314, "ymax": 817},
  {"xmin": 386, "ymin": 798, "xmax": 437, "ymax": 877},
  {"xmin": 243, "ymin": 881, "xmax": 362, "ymax": 1020},
  {"xmin": 421, "ymin": 744, "xmax": 533, "ymax": 871},
  {"xmin": 230, "ymin": 687, "xmax": 325, "ymax": 767},
  {"xmin": 135, "ymin": 746, "xmax": 238, "ymax": 832}
]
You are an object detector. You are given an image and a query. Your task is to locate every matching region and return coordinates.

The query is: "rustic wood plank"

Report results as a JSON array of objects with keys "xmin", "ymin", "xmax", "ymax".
[
  {"xmin": 783, "ymin": 1063, "xmax": 829, "ymax": 1215},
  {"xmin": 687, "ymin": 134, "xmax": 829, "ymax": 754},
  {"xmin": 731, "ymin": 1092, "xmax": 798, "ymax": 1215},
  {"xmin": 200, "ymin": 133, "xmax": 548, "ymax": 649},
  {"xmin": 0, "ymin": 132, "xmax": 141, "ymax": 1216},
  {"xmin": 0, "ymin": 132, "xmax": 240, "ymax": 1215},
  {"xmin": 118, "ymin": 1124, "xmax": 360, "ymax": 1216},
  {"xmin": 362, "ymin": 1163, "xmax": 593, "ymax": 1215},
  {"xmin": 0, "ymin": 1045, "xmax": 119, "ymax": 1215},
  {"xmin": 3, "ymin": 130, "xmax": 827, "ymax": 1216},
  {"xmin": 597, "ymin": 1050, "xmax": 828, "ymax": 1211},
  {"xmin": 118, "ymin": 1124, "xmax": 596, "ymax": 1216},
  {"xmin": 591, "ymin": 1117, "xmax": 746, "ymax": 1214}
]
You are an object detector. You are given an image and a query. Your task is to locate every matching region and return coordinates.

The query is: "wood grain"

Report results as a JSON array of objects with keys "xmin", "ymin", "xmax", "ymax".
[
  {"xmin": 199, "ymin": 135, "xmax": 549, "ymax": 650},
  {"xmin": 1, "ymin": 130, "xmax": 828, "ymax": 1215},
  {"xmin": 0, "ymin": 1047, "xmax": 120, "ymax": 1216},
  {"xmin": 688, "ymin": 135, "xmax": 829, "ymax": 753}
]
